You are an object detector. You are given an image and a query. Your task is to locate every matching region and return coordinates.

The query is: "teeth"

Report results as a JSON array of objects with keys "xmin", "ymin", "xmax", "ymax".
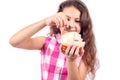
[{"xmin": 65, "ymin": 25, "xmax": 71, "ymax": 31}]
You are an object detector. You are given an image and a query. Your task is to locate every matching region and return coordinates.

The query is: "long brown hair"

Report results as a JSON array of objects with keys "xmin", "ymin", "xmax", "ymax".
[{"xmin": 49, "ymin": 0, "xmax": 99, "ymax": 79}]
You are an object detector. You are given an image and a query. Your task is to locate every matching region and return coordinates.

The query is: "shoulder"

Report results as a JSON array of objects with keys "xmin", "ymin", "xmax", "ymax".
[
  {"xmin": 43, "ymin": 35, "xmax": 60, "ymax": 47},
  {"xmin": 41, "ymin": 35, "xmax": 60, "ymax": 54}
]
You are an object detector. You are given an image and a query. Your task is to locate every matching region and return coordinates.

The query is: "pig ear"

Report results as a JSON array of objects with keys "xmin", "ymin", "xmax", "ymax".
[
  {"xmin": 60, "ymin": 44, "xmax": 67, "ymax": 53},
  {"xmin": 62, "ymin": 45, "xmax": 67, "ymax": 53}
]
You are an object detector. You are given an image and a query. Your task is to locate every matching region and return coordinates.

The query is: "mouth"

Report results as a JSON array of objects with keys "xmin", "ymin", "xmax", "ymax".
[
  {"xmin": 64, "ymin": 26, "xmax": 77, "ymax": 32},
  {"xmin": 69, "ymin": 30, "xmax": 76, "ymax": 32},
  {"xmin": 64, "ymin": 25, "xmax": 71, "ymax": 31}
]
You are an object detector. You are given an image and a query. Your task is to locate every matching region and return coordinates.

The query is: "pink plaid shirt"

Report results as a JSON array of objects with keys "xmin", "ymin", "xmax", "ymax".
[{"xmin": 40, "ymin": 34, "xmax": 82, "ymax": 80}]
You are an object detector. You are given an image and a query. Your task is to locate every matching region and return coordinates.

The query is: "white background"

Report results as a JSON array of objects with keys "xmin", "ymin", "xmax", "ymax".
[{"xmin": 0, "ymin": 0, "xmax": 120, "ymax": 80}]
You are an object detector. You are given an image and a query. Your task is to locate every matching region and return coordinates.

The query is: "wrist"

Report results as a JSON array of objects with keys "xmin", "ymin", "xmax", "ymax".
[
  {"xmin": 43, "ymin": 17, "xmax": 50, "ymax": 27},
  {"xmin": 66, "ymin": 57, "xmax": 77, "ymax": 62},
  {"xmin": 42, "ymin": 18, "xmax": 47, "ymax": 27}
]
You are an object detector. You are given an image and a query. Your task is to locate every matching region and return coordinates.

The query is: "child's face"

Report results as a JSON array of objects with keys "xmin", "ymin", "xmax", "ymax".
[{"xmin": 60, "ymin": 6, "xmax": 81, "ymax": 35}]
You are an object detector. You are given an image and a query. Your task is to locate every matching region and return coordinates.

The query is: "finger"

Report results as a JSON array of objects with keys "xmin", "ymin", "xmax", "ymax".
[
  {"xmin": 81, "ymin": 47, "xmax": 85, "ymax": 56},
  {"xmin": 59, "ymin": 12, "xmax": 68, "ymax": 27},
  {"xmin": 68, "ymin": 45, "xmax": 77, "ymax": 57},
  {"xmin": 79, "ymin": 47, "xmax": 84, "ymax": 56},
  {"xmin": 65, "ymin": 45, "xmax": 72, "ymax": 56},
  {"xmin": 74, "ymin": 46, "xmax": 80, "ymax": 57},
  {"xmin": 56, "ymin": 14, "xmax": 64, "ymax": 28},
  {"xmin": 53, "ymin": 17, "xmax": 60, "ymax": 28}
]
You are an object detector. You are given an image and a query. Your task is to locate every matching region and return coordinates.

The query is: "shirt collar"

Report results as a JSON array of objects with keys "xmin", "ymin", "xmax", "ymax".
[{"xmin": 55, "ymin": 34, "xmax": 61, "ymax": 43}]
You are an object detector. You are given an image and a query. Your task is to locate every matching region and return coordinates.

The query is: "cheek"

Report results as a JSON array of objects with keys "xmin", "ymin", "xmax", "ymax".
[{"xmin": 76, "ymin": 25, "xmax": 81, "ymax": 33}]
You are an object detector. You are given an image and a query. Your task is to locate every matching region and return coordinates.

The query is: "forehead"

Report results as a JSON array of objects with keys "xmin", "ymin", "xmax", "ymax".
[{"xmin": 62, "ymin": 6, "xmax": 81, "ymax": 18}]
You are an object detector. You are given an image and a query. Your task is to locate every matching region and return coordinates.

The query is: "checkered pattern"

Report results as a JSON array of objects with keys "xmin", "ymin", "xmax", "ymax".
[{"xmin": 40, "ymin": 34, "xmax": 82, "ymax": 80}]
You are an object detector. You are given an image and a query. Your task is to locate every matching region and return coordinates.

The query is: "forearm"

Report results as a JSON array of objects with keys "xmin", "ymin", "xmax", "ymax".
[
  {"xmin": 9, "ymin": 19, "xmax": 46, "ymax": 46},
  {"xmin": 67, "ymin": 59, "xmax": 81, "ymax": 80}
]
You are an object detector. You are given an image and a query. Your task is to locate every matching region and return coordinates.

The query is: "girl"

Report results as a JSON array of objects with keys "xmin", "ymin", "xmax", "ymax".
[{"xmin": 9, "ymin": 0, "xmax": 99, "ymax": 80}]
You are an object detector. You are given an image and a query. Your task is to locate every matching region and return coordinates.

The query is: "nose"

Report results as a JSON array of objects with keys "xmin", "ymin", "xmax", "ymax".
[
  {"xmin": 68, "ymin": 20, "xmax": 75, "ymax": 27},
  {"xmin": 66, "ymin": 20, "xmax": 77, "ymax": 31}
]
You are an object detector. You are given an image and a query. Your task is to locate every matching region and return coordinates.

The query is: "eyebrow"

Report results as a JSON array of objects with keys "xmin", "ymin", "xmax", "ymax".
[{"xmin": 66, "ymin": 15, "xmax": 80, "ymax": 20}]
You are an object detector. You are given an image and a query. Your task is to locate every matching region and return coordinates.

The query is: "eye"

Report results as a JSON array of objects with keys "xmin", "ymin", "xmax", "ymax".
[{"xmin": 75, "ymin": 20, "xmax": 81, "ymax": 23}]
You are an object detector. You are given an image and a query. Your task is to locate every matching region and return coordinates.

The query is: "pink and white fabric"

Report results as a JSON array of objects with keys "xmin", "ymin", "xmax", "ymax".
[{"xmin": 40, "ymin": 34, "xmax": 82, "ymax": 80}]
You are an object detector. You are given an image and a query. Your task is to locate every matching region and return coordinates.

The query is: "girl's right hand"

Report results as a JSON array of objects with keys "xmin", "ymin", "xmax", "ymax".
[{"xmin": 45, "ymin": 12, "xmax": 69, "ymax": 28}]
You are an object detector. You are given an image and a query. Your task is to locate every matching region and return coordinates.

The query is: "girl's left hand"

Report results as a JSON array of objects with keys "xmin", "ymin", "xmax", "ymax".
[{"xmin": 64, "ymin": 44, "xmax": 84, "ymax": 61}]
